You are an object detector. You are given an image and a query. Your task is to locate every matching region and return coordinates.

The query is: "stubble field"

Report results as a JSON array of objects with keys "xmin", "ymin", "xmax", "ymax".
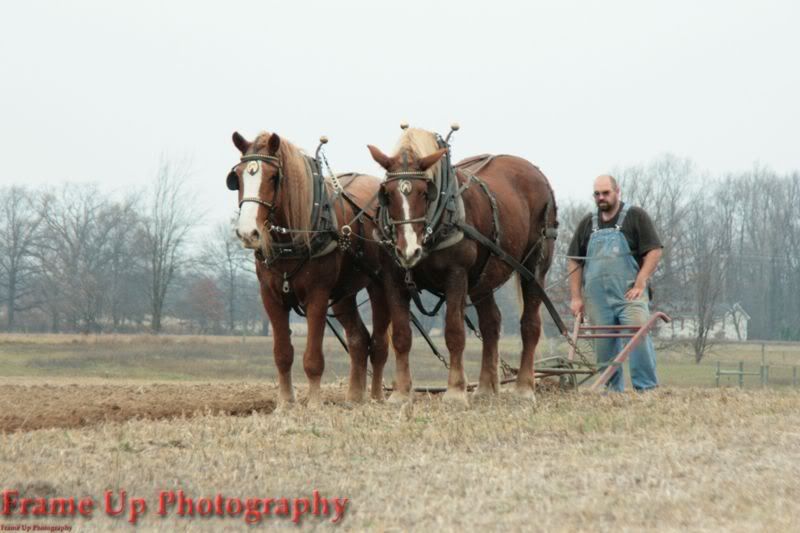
[{"xmin": 0, "ymin": 333, "xmax": 799, "ymax": 531}]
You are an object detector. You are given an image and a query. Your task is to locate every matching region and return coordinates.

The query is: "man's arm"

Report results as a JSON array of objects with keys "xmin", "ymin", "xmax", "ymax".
[
  {"xmin": 626, "ymin": 248, "xmax": 662, "ymax": 300},
  {"xmin": 568, "ymin": 259, "xmax": 584, "ymax": 316},
  {"xmin": 566, "ymin": 215, "xmax": 590, "ymax": 316}
]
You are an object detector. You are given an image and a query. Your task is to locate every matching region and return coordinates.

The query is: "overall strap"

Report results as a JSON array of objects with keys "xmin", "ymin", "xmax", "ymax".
[
  {"xmin": 615, "ymin": 203, "xmax": 631, "ymax": 229},
  {"xmin": 592, "ymin": 203, "xmax": 630, "ymax": 232}
]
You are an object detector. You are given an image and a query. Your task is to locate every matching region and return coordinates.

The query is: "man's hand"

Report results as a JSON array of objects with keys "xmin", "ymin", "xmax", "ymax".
[
  {"xmin": 625, "ymin": 281, "xmax": 646, "ymax": 301},
  {"xmin": 570, "ymin": 297, "xmax": 584, "ymax": 317},
  {"xmin": 567, "ymin": 260, "xmax": 584, "ymax": 317}
]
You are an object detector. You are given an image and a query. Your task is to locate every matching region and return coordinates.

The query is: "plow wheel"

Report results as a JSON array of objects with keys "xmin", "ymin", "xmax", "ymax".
[{"xmin": 533, "ymin": 355, "xmax": 585, "ymax": 391}]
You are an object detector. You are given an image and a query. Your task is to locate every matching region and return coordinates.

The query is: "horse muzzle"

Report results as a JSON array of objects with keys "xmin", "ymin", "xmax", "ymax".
[
  {"xmin": 235, "ymin": 226, "xmax": 262, "ymax": 249},
  {"xmin": 395, "ymin": 245, "xmax": 424, "ymax": 268}
]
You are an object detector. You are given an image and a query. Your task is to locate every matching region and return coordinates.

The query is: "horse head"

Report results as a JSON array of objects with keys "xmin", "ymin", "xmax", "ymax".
[
  {"xmin": 227, "ymin": 131, "xmax": 313, "ymax": 258},
  {"xmin": 227, "ymin": 131, "xmax": 283, "ymax": 251},
  {"xmin": 368, "ymin": 129, "xmax": 447, "ymax": 268}
]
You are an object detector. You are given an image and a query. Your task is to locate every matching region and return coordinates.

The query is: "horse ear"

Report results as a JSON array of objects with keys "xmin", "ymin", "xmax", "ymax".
[
  {"xmin": 267, "ymin": 133, "xmax": 281, "ymax": 155},
  {"xmin": 232, "ymin": 131, "xmax": 251, "ymax": 154},
  {"xmin": 367, "ymin": 145, "xmax": 394, "ymax": 170},
  {"xmin": 418, "ymin": 148, "xmax": 447, "ymax": 171}
]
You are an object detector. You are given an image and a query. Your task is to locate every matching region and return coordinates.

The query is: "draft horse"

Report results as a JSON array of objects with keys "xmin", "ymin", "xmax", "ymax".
[
  {"xmin": 227, "ymin": 131, "xmax": 390, "ymax": 406},
  {"xmin": 368, "ymin": 127, "xmax": 559, "ymax": 403}
]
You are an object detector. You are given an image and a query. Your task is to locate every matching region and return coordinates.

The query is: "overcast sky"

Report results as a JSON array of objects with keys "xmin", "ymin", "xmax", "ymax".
[{"xmin": 1, "ymin": 0, "xmax": 798, "ymax": 231}]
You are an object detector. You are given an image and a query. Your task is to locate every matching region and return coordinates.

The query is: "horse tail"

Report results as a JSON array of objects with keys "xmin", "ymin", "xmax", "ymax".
[
  {"xmin": 537, "ymin": 177, "xmax": 558, "ymax": 276},
  {"xmin": 514, "ymin": 273, "xmax": 524, "ymax": 314},
  {"xmin": 545, "ymin": 177, "xmax": 558, "ymax": 233}
]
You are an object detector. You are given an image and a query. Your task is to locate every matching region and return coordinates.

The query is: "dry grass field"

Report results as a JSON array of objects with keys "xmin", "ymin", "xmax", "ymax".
[{"xmin": 1, "ymin": 333, "xmax": 799, "ymax": 531}]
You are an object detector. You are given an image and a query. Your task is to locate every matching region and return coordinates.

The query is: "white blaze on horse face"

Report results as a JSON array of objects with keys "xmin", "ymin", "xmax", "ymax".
[
  {"xmin": 236, "ymin": 162, "xmax": 263, "ymax": 246},
  {"xmin": 400, "ymin": 194, "xmax": 421, "ymax": 263}
]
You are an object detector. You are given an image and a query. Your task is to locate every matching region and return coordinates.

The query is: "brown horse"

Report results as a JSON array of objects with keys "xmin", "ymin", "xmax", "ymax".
[
  {"xmin": 227, "ymin": 131, "xmax": 390, "ymax": 406},
  {"xmin": 368, "ymin": 128, "xmax": 558, "ymax": 403}
]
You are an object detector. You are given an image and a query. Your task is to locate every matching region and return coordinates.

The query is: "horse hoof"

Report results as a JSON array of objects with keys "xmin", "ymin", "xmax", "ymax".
[
  {"xmin": 370, "ymin": 391, "xmax": 385, "ymax": 402},
  {"xmin": 274, "ymin": 400, "xmax": 294, "ymax": 413},
  {"xmin": 513, "ymin": 385, "xmax": 537, "ymax": 403},
  {"xmin": 387, "ymin": 391, "xmax": 411, "ymax": 404},
  {"xmin": 473, "ymin": 385, "xmax": 498, "ymax": 398},
  {"xmin": 306, "ymin": 393, "xmax": 324, "ymax": 409},
  {"xmin": 345, "ymin": 390, "xmax": 365, "ymax": 403},
  {"xmin": 443, "ymin": 388, "xmax": 470, "ymax": 406}
]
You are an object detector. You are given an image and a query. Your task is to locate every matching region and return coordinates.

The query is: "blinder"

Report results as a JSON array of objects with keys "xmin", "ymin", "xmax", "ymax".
[
  {"xmin": 425, "ymin": 178, "xmax": 438, "ymax": 200},
  {"xmin": 378, "ymin": 182, "xmax": 389, "ymax": 207},
  {"xmin": 226, "ymin": 170, "xmax": 239, "ymax": 191}
]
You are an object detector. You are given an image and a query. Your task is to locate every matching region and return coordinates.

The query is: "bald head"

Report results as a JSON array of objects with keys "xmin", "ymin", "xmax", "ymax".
[{"xmin": 594, "ymin": 174, "xmax": 619, "ymax": 191}]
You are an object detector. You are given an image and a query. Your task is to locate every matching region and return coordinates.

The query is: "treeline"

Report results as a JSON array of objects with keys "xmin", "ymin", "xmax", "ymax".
[
  {"xmin": 0, "ymin": 159, "xmax": 265, "ymax": 335},
  {"xmin": 1, "ymin": 155, "xmax": 798, "ymax": 350}
]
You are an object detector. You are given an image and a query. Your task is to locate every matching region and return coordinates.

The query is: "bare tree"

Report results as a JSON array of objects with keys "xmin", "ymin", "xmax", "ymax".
[
  {"xmin": 197, "ymin": 220, "xmax": 251, "ymax": 333},
  {"xmin": 685, "ymin": 188, "xmax": 731, "ymax": 362},
  {"xmin": 104, "ymin": 194, "xmax": 146, "ymax": 330},
  {"xmin": 616, "ymin": 154, "xmax": 695, "ymax": 311},
  {"xmin": 36, "ymin": 184, "xmax": 117, "ymax": 332},
  {"xmin": 0, "ymin": 186, "xmax": 42, "ymax": 330},
  {"xmin": 720, "ymin": 167, "xmax": 800, "ymax": 340},
  {"xmin": 140, "ymin": 157, "xmax": 195, "ymax": 332}
]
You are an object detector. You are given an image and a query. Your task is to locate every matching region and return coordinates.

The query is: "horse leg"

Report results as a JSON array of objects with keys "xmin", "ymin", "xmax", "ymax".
[
  {"xmin": 443, "ymin": 269, "xmax": 469, "ymax": 405},
  {"xmin": 385, "ymin": 277, "xmax": 413, "ymax": 403},
  {"xmin": 367, "ymin": 284, "xmax": 390, "ymax": 401},
  {"xmin": 331, "ymin": 295, "xmax": 370, "ymax": 403},
  {"xmin": 261, "ymin": 295, "xmax": 295, "ymax": 407},
  {"xmin": 302, "ymin": 290, "xmax": 330, "ymax": 407},
  {"xmin": 516, "ymin": 274, "xmax": 543, "ymax": 399},
  {"xmin": 473, "ymin": 293, "xmax": 501, "ymax": 397}
]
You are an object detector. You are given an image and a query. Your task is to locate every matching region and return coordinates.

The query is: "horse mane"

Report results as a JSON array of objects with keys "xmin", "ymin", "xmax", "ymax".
[
  {"xmin": 392, "ymin": 128, "xmax": 442, "ymax": 179},
  {"xmin": 252, "ymin": 132, "xmax": 313, "ymax": 248}
]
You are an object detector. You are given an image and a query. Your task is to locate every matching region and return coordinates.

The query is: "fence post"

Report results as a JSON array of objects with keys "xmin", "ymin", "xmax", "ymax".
[
  {"xmin": 739, "ymin": 361, "xmax": 744, "ymax": 388},
  {"xmin": 716, "ymin": 361, "xmax": 720, "ymax": 387},
  {"xmin": 761, "ymin": 344, "xmax": 766, "ymax": 387},
  {"xmin": 765, "ymin": 365, "xmax": 769, "ymax": 387},
  {"xmin": 793, "ymin": 366, "xmax": 798, "ymax": 388}
]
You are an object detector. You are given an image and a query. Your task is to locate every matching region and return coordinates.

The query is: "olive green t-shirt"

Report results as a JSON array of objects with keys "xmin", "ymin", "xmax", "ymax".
[{"xmin": 567, "ymin": 203, "xmax": 663, "ymax": 267}]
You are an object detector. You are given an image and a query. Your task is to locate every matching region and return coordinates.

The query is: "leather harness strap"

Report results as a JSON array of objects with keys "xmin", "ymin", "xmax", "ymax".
[{"xmin": 456, "ymin": 221, "xmax": 568, "ymax": 336}]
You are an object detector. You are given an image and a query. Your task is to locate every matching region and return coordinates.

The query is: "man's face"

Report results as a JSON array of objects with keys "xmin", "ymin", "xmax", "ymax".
[{"xmin": 593, "ymin": 181, "xmax": 619, "ymax": 212}]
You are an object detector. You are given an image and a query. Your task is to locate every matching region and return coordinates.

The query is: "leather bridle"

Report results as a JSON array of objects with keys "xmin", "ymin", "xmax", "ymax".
[
  {"xmin": 380, "ymin": 170, "xmax": 435, "ymax": 227},
  {"xmin": 226, "ymin": 153, "xmax": 283, "ymax": 216}
]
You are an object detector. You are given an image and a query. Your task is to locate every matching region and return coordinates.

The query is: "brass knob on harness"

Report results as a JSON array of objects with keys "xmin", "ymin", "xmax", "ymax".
[
  {"xmin": 319, "ymin": 135, "xmax": 329, "ymax": 144},
  {"xmin": 400, "ymin": 122, "xmax": 409, "ymax": 130},
  {"xmin": 450, "ymin": 122, "xmax": 460, "ymax": 131}
]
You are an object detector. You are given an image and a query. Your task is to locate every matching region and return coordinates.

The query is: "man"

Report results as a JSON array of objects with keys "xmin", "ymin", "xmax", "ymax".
[{"xmin": 567, "ymin": 174, "xmax": 663, "ymax": 391}]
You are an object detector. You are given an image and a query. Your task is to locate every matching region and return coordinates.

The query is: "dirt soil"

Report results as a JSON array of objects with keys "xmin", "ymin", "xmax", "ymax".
[
  {"xmin": 0, "ymin": 379, "xmax": 570, "ymax": 433},
  {"xmin": 0, "ymin": 382, "xmax": 280, "ymax": 432}
]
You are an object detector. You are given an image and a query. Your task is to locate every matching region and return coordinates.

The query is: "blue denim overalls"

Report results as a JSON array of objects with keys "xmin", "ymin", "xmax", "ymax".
[{"xmin": 583, "ymin": 204, "xmax": 658, "ymax": 391}]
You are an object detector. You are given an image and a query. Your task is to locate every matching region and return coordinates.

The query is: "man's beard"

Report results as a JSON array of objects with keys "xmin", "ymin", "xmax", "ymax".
[{"xmin": 596, "ymin": 199, "xmax": 617, "ymax": 212}]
